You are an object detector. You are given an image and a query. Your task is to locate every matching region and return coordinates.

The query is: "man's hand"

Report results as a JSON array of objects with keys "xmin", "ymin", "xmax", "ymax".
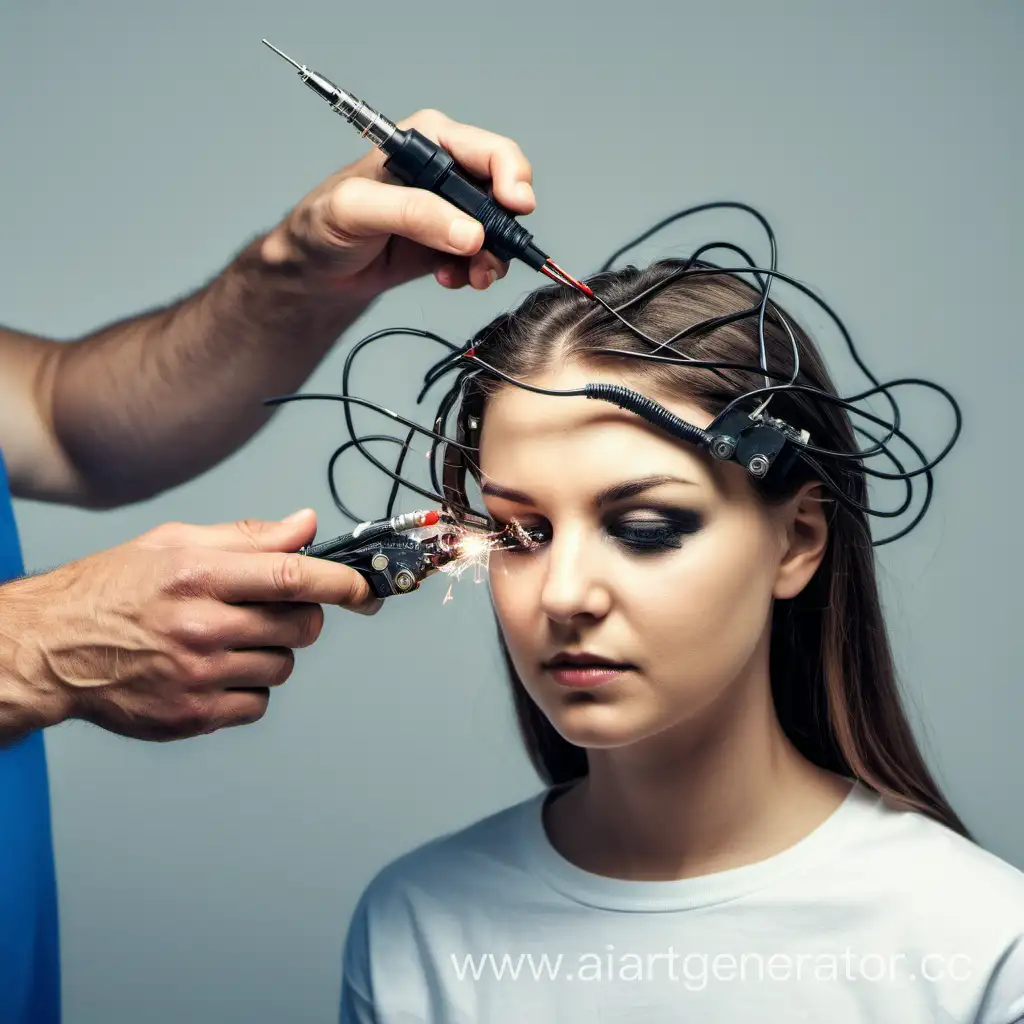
[
  {"xmin": 0, "ymin": 509, "xmax": 379, "ymax": 743},
  {"xmin": 0, "ymin": 108, "xmax": 538, "ymax": 508},
  {"xmin": 260, "ymin": 108, "xmax": 537, "ymax": 296}
]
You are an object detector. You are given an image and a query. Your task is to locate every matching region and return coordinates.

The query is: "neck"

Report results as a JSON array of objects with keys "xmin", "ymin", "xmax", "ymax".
[{"xmin": 544, "ymin": 649, "xmax": 852, "ymax": 881}]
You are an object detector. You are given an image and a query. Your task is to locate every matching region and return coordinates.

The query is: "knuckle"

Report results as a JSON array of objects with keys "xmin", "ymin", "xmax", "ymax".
[
  {"xmin": 272, "ymin": 555, "xmax": 305, "ymax": 598},
  {"xmin": 147, "ymin": 521, "xmax": 190, "ymax": 547},
  {"xmin": 233, "ymin": 519, "xmax": 264, "ymax": 552},
  {"xmin": 177, "ymin": 652, "xmax": 217, "ymax": 688},
  {"xmin": 410, "ymin": 107, "xmax": 446, "ymax": 131},
  {"xmin": 289, "ymin": 200, "xmax": 321, "ymax": 250},
  {"xmin": 328, "ymin": 176, "xmax": 365, "ymax": 221},
  {"xmin": 166, "ymin": 561, "xmax": 208, "ymax": 598},
  {"xmin": 338, "ymin": 570, "xmax": 370, "ymax": 609},
  {"xmin": 497, "ymin": 138, "xmax": 532, "ymax": 179},
  {"xmin": 165, "ymin": 552, "xmax": 208, "ymax": 597},
  {"xmin": 497, "ymin": 134, "xmax": 522, "ymax": 157},
  {"xmin": 171, "ymin": 611, "xmax": 221, "ymax": 650},
  {"xmin": 397, "ymin": 191, "xmax": 430, "ymax": 235}
]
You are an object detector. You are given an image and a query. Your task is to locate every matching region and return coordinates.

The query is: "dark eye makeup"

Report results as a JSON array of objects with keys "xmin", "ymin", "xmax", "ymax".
[
  {"xmin": 492, "ymin": 508, "xmax": 703, "ymax": 556},
  {"xmin": 610, "ymin": 509, "xmax": 703, "ymax": 552}
]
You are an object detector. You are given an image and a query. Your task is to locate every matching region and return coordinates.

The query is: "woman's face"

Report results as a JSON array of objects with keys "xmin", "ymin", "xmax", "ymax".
[{"xmin": 479, "ymin": 362, "xmax": 817, "ymax": 752}]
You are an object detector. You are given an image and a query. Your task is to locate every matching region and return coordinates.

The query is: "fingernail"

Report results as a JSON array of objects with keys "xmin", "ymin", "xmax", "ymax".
[
  {"xmin": 449, "ymin": 219, "xmax": 479, "ymax": 252},
  {"xmin": 517, "ymin": 182, "xmax": 534, "ymax": 203},
  {"xmin": 282, "ymin": 508, "xmax": 311, "ymax": 524},
  {"xmin": 485, "ymin": 269, "xmax": 498, "ymax": 288}
]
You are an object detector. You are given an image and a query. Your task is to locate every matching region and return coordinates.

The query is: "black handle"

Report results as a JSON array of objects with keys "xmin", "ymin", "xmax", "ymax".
[{"xmin": 383, "ymin": 128, "xmax": 547, "ymax": 270}]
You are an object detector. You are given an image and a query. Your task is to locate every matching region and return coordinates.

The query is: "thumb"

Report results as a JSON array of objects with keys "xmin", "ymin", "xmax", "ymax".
[
  {"xmin": 274, "ymin": 508, "xmax": 318, "ymax": 549},
  {"xmin": 180, "ymin": 509, "xmax": 320, "ymax": 554}
]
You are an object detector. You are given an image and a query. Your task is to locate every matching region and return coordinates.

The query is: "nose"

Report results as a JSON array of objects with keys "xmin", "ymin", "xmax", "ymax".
[{"xmin": 538, "ymin": 525, "xmax": 612, "ymax": 625}]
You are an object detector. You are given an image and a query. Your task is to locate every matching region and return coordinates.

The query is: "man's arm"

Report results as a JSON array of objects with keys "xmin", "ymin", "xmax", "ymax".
[
  {"xmin": 0, "ymin": 326, "xmax": 74, "ymax": 501},
  {"xmin": 0, "ymin": 253, "xmax": 368, "ymax": 508},
  {"xmin": 0, "ymin": 109, "xmax": 533, "ymax": 508}
]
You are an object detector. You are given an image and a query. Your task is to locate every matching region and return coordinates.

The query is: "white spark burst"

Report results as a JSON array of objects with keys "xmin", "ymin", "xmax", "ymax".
[
  {"xmin": 438, "ymin": 529, "xmax": 496, "ymax": 584},
  {"xmin": 434, "ymin": 519, "xmax": 538, "ymax": 605}
]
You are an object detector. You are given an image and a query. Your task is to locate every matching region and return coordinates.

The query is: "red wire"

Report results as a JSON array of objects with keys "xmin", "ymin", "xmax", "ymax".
[{"xmin": 545, "ymin": 258, "xmax": 594, "ymax": 297}]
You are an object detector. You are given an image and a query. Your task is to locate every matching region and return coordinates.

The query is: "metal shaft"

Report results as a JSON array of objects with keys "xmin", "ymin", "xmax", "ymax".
[
  {"xmin": 262, "ymin": 38, "xmax": 398, "ymax": 150},
  {"xmin": 261, "ymin": 39, "xmax": 303, "ymax": 71}
]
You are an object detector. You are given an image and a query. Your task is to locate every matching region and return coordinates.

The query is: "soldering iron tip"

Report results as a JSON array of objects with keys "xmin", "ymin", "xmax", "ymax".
[{"xmin": 262, "ymin": 38, "xmax": 303, "ymax": 71}]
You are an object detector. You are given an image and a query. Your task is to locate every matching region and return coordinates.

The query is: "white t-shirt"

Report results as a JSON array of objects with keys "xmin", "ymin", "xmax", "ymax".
[{"xmin": 339, "ymin": 780, "xmax": 1024, "ymax": 1023}]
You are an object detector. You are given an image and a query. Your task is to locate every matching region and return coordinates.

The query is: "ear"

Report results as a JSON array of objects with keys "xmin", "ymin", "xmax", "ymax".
[{"xmin": 773, "ymin": 482, "xmax": 830, "ymax": 600}]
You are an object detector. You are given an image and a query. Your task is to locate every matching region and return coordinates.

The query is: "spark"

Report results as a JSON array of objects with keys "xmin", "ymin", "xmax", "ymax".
[
  {"xmin": 436, "ymin": 517, "xmax": 539, "ymax": 587},
  {"xmin": 439, "ymin": 528, "xmax": 496, "ymax": 584},
  {"xmin": 442, "ymin": 583, "xmax": 454, "ymax": 604}
]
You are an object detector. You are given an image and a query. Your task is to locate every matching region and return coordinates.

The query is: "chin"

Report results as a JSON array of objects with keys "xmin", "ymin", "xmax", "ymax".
[{"xmin": 542, "ymin": 695, "xmax": 661, "ymax": 750}]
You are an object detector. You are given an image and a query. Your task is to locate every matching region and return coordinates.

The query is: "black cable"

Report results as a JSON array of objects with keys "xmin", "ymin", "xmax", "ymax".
[
  {"xmin": 337, "ymin": 327, "xmax": 460, "ymax": 523},
  {"xmin": 597, "ymin": 202, "xmax": 779, "ymax": 386},
  {"xmin": 264, "ymin": 393, "xmax": 485, "ymax": 518},
  {"xmin": 263, "ymin": 201, "xmax": 960, "ymax": 546}
]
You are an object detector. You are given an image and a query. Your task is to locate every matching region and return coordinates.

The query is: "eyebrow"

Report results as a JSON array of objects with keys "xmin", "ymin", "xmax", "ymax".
[{"xmin": 480, "ymin": 474, "xmax": 698, "ymax": 508}]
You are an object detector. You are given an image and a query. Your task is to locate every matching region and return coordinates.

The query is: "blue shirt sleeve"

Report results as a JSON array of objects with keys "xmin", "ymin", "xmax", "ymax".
[{"xmin": 0, "ymin": 449, "xmax": 61, "ymax": 1024}]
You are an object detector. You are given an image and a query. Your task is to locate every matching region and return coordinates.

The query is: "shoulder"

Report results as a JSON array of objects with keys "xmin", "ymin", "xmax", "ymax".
[
  {"xmin": 354, "ymin": 788, "xmax": 547, "ymax": 919},
  {"xmin": 850, "ymin": 788, "xmax": 1024, "ymax": 938},
  {"xmin": 877, "ymin": 792, "xmax": 1024, "ymax": 893},
  {"xmin": 339, "ymin": 791, "xmax": 554, "ymax": 1020}
]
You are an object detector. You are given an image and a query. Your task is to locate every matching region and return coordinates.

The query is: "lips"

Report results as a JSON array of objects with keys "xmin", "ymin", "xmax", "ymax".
[
  {"xmin": 543, "ymin": 652, "xmax": 633, "ymax": 669},
  {"xmin": 542, "ymin": 652, "xmax": 636, "ymax": 689}
]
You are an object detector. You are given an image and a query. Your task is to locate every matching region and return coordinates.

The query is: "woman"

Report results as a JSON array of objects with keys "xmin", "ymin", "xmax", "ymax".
[{"xmin": 338, "ymin": 260, "xmax": 1024, "ymax": 1022}]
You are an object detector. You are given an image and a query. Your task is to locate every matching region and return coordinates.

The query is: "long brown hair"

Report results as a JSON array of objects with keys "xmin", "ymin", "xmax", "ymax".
[{"xmin": 445, "ymin": 258, "xmax": 970, "ymax": 839}]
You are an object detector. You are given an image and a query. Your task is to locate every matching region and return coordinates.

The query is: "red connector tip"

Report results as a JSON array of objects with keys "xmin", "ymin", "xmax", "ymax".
[{"xmin": 421, "ymin": 510, "xmax": 440, "ymax": 527}]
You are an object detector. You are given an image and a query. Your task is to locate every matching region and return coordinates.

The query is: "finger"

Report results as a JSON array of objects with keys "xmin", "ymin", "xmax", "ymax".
[
  {"xmin": 216, "ymin": 602, "xmax": 325, "ymax": 651},
  {"xmin": 152, "ymin": 510, "xmax": 318, "ymax": 555},
  {"xmin": 204, "ymin": 688, "xmax": 272, "ymax": 733},
  {"xmin": 435, "ymin": 260, "xmax": 470, "ymax": 289},
  {"xmin": 401, "ymin": 113, "xmax": 536, "ymax": 214},
  {"xmin": 435, "ymin": 250, "xmax": 508, "ymax": 290},
  {"xmin": 325, "ymin": 176, "xmax": 484, "ymax": 257},
  {"xmin": 208, "ymin": 550, "xmax": 377, "ymax": 608},
  {"xmin": 218, "ymin": 648, "xmax": 296, "ymax": 690},
  {"xmin": 467, "ymin": 250, "xmax": 509, "ymax": 290},
  {"xmin": 351, "ymin": 595, "xmax": 384, "ymax": 617}
]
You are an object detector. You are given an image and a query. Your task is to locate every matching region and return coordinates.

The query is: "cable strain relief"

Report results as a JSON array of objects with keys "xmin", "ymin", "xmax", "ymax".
[
  {"xmin": 585, "ymin": 384, "xmax": 713, "ymax": 449},
  {"xmin": 520, "ymin": 241, "xmax": 549, "ymax": 271}
]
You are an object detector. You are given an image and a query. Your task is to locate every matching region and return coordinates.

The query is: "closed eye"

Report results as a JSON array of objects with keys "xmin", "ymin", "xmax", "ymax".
[{"xmin": 609, "ymin": 510, "xmax": 703, "ymax": 553}]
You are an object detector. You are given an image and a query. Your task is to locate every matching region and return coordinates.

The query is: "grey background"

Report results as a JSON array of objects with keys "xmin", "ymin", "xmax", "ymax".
[{"xmin": 1, "ymin": 1, "xmax": 1021, "ymax": 1021}]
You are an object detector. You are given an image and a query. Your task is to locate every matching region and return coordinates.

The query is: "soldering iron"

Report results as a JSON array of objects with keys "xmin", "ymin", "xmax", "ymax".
[{"xmin": 262, "ymin": 39, "xmax": 587, "ymax": 289}]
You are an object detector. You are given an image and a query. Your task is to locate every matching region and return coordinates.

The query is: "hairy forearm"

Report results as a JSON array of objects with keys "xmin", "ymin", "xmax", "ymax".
[{"xmin": 49, "ymin": 235, "xmax": 375, "ymax": 507}]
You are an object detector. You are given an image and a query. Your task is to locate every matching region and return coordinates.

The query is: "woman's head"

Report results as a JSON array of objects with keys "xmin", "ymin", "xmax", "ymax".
[
  {"xmin": 445, "ymin": 259, "xmax": 969, "ymax": 837},
  {"xmin": 479, "ymin": 362, "xmax": 828, "ymax": 757}
]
